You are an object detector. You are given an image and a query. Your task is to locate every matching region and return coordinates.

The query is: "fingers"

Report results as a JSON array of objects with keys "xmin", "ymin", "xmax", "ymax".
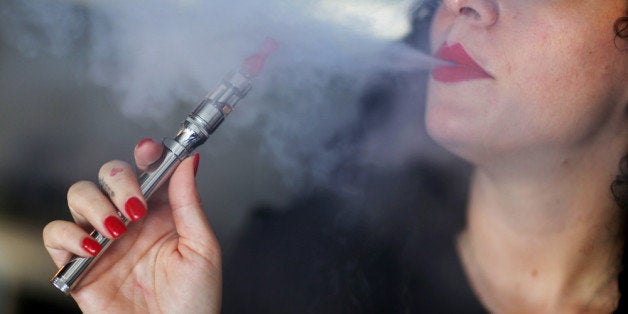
[
  {"xmin": 43, "ymin": 220, "xmax": 103, "ymax": 267},
  {"xmin": 67, "ymin": 159, "xmax": 148, "ymax": 241},
  {"xmin": 48, "ymin": 154, "xmax": 150, "ymax": 269},
  {"xmin": 50, "ymin": 139, "xmax": 215, "ymax": 272},
  {"xmin": 67, "ymin": 180, "xmax": 127, "ymax": 239},
  {"xmin": 134, "ymin": 138, "xmax": 164, "ymax": 172}
]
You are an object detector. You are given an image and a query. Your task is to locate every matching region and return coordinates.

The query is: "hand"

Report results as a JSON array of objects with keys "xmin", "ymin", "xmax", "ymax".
[{"xmin": 43, "ymin": 139, "xmax": 221, "ymax": 313}]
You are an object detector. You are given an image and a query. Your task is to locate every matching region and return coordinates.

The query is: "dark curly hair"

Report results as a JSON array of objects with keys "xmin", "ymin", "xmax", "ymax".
[
  {"xmin": 616, "ymin": 16, "xmax": 628, "ymax": 39},
  {"xmin": 615, "ymin": 155, "xmax": 628, "ymax": 313},
  {"xmin": 613, "ymin": 156, "xmax": 628, "ymax": 211}
]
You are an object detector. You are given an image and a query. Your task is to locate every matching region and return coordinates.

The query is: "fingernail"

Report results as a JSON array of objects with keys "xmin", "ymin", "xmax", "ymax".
[
  {"xmin": 193, "ymin": 153, "xmax": 200, "ymax": 177},
  {"xmin": 125, "ymin": 196, "xmax": 147, "ymax": 222},
  {"xmin": 104, "ymin": 216, "xmax": 127, "ymax": 238},
  {"xmin": 136, "ymin": 138, "xmax": 153, "ymax": 149},
  {"xmin": 82, "ymin": 237, "xmax": 102, "ymax": 256}
]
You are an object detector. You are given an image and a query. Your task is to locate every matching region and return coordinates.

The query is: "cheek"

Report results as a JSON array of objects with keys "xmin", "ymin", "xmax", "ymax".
[{"xmin": 500, "ymin": 42, "xmax": 622, "ymax": 146}]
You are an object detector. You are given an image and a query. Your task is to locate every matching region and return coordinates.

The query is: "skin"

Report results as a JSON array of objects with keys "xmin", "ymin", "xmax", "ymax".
[
  {"xmin": 43, "ymin": 139, "xmax": 221, "ymax": 313},
  {"xmin": 427, "ymin": 0, "xmax": 628, "ymax": 312}
]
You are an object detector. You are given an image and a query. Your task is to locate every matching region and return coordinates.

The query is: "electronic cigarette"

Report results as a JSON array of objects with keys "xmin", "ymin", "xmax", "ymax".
[{"xmin": 50, "ymin": 37, "xmax": 279, "ymax": 294}]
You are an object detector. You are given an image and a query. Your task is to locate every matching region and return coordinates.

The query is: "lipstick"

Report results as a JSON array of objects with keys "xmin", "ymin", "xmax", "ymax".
[
  {"xmin": 431, "ymin": 42, "xmax": 492, "ymax": 83},
  {"xmin": 50, "ymin": 38, "xmax": 278, "ymax": 295}
]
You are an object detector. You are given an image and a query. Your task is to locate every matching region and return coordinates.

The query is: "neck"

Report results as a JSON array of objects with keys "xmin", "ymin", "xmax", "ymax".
[{"xmin": 459, "ymin": 146, "xmax": 626, "ymax": 313}]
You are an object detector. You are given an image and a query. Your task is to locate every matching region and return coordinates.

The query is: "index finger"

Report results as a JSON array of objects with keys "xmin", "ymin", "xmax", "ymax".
[{"xmin": 134, "ymin": 138, "xmax": 164, "ymax": 172}]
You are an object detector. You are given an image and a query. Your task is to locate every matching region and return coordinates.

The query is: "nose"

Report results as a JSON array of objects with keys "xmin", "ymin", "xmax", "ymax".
[{"xmin": 442, "ymin": 0, "xmax": 498, "ymax": 28}]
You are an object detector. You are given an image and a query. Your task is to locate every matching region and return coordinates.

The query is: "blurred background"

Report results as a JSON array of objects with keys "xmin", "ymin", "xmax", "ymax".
[{"xmin": 0, "ymin": 0, "xmax": 439, "ymax": 312}]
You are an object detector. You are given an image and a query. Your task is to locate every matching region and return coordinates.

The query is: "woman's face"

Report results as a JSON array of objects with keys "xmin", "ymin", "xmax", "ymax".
[{"xmin": 425, "ymin": 0, "xmax": 628, "ymax": 164}]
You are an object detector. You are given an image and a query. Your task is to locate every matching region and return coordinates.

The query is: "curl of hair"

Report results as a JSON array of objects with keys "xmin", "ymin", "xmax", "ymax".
[
  {"xmin": 615, "ymin": 16, "xmax": 628, "ymax": 39},
  {"xmin": 616, "ymin": 155, "xmax": 628, "ymax": 313},
  {"xmin": 612, "ymin": 156, "xmax": 628, "ymax": 210}
]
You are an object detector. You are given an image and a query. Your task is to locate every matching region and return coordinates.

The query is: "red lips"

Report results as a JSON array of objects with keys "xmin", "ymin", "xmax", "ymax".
[{"xmin": 432, "ymin": 42, "xmax": 493, "ymax": 83}]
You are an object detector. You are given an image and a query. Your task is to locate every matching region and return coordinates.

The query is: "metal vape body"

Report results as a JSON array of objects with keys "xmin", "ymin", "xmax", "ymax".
[{"xmin": 51, "ymin": 69, "xmax": 254, "ymax": 294}]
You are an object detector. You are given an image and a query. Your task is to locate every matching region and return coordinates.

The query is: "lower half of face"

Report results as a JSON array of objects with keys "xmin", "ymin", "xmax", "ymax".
[
  {"xmin": 424, "ymin": 1, "xmax": 628, "ymax": 166},
  {"xmin": 425, "ymin": 76, "xmax": 625, "ymax": 165}
]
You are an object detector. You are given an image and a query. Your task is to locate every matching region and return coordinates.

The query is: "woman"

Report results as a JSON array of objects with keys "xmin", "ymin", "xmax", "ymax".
[
  {"xmin": 426, "ymin": 0, "xmax": 628, "ymax": 312},
  {"xmin": 43, "ymin": 0, "xmax": 628, "ymax": 312}
]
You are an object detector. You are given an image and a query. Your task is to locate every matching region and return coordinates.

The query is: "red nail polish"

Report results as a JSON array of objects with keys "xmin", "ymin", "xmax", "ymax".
[
  {"xmin": 104, "ymin": 216, "xmax": 127, "ymax": 238},
  {"xmin": 82, "ymin": 237, "xmax": 102, "ymax": 256},
  {"xmin": 136, "ymin": 138, "xmax": 153, "ymax": 149},
  {"xmin": 125, "ymin": 196, "xmax": 147, "ymax": 222},
  {"xmin": 193, "ymin": 153, "xmax": 200, "ymax": 176}
]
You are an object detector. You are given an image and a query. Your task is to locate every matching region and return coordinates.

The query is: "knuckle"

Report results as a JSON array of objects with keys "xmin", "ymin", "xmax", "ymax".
[
  {"xmin": 67, "ymin": 180, "xmax": 105, "ymax": 212},
  {"xmin": 42, "ymin": 220, "xmax": 69, "ymax": 247},
  {"xmin": 99, "ymin": 160, "xmax": 131, "ymax": 177},
  {"xmin": 68, "ymin": 181, "xmax": 97, "ymax": 199},
  {"xmin": 99, "ymin": 160, "xmax": 133, "ymax": 186}
]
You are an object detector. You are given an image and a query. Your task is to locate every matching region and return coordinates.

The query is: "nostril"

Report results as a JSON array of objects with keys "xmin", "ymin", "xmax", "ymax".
[{"xmin": 460, "ymin": 6, "xmax": 481, "ymax": 20}]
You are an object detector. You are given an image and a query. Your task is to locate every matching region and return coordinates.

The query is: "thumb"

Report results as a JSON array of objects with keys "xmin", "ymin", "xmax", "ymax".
[{"xmin": 168, "ymin": 153, "xmax": 219, "ymax": 257}]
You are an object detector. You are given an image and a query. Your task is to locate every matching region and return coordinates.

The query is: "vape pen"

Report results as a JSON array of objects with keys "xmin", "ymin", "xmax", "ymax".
[{"xmin": 51, "ymin": 37, "xmax": 279, "ymax": 294}]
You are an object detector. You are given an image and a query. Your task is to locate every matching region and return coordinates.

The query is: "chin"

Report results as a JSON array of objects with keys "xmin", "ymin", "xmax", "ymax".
[{"xmin": 425, "ymin": 105, "xmax": 496, "ymax": 165}]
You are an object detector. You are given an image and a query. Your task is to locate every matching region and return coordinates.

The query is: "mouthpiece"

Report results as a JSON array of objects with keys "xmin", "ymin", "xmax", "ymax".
[{"xmin": 241, "ymin": 37, "xmax": 280, "ymax": 77}]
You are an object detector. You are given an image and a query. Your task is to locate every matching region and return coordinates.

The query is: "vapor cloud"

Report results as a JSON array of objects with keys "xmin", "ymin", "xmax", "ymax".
[{"xmin": 0, "ymin": 0, "xmax": 437, "ymax": 191}]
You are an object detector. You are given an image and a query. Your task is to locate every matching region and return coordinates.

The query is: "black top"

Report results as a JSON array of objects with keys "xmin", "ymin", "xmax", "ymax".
[{"xmin": 222, "ymin": 160, "xmax": 487, "ymax": 313}]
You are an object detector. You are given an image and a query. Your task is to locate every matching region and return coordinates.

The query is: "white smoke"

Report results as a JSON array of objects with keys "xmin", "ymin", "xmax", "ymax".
[{"xmin": 0, "ymin": 0, "xmax": 439, "ymax": 191}]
